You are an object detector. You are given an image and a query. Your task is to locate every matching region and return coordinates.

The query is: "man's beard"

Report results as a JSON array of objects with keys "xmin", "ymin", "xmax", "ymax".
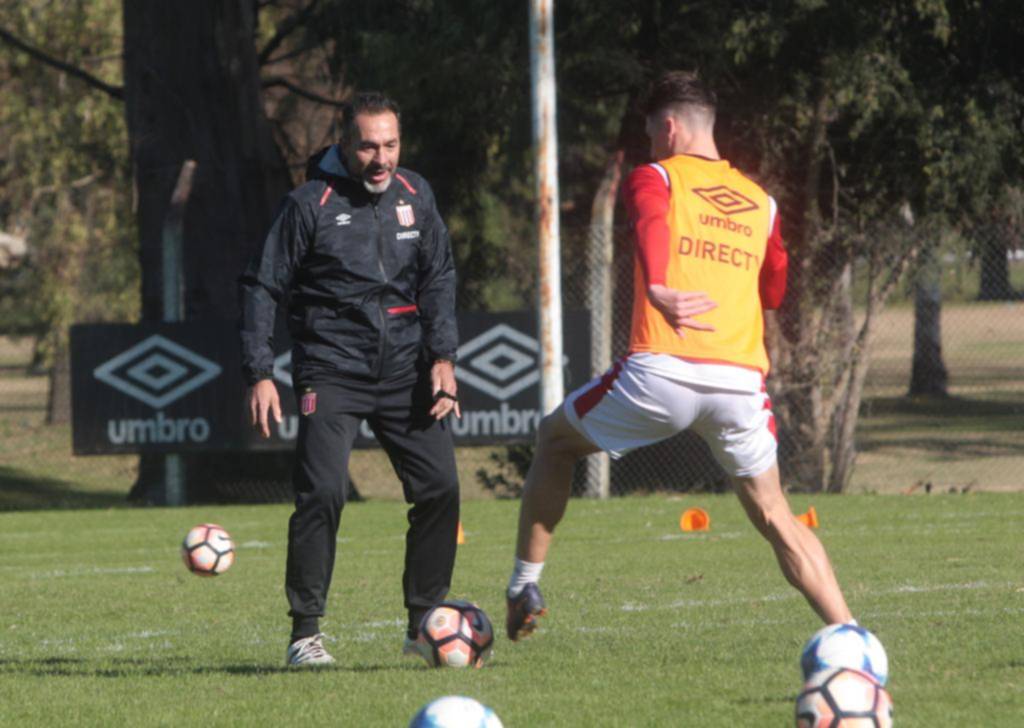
[
  {"xmin": 362, "ymin": 167, "xmax": 392, "ymax": 194},
  {"xmin": 363, "ymin": 178, "xmax": 392, "ymax": 194}
]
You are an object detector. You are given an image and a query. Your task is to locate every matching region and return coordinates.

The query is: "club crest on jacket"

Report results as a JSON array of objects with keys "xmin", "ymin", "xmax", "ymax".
[{"xmin": 396, "ymin": 203, "xmax": 415, "ymax": 227}]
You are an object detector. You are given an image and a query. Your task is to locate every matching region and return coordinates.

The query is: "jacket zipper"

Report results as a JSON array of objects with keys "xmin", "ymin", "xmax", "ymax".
[{"xmin": 373, "ymin": 200, "xmax": 388, "ymax": 379}]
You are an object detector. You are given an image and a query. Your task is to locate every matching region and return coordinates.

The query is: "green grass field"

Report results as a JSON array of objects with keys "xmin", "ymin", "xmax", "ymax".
[{"xmin": 2, "ymin": 494, "xmax": 1022, "ymax": 726}]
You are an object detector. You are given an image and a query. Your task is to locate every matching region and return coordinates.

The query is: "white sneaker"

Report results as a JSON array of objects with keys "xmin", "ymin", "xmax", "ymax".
[{"xmin": 286, "ymin": 633, "xmax": 335, "ymax": 667}]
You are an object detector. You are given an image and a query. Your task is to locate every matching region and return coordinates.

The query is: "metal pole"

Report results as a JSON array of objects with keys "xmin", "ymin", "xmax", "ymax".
[
  {"xmin": 529, "ymin": 0, "xmax": 563, "ymax": 414},
  {"xmin": 161, "ymin": 160, "xmax": 197, "ymax": 506}
]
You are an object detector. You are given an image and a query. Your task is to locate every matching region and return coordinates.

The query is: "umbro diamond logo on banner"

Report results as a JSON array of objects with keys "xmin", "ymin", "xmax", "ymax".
[
  {"xmin": 692, "ymin": 185, "xmax": 759, "ymax": 216},
  {"xmin": 93, "ymin": 335, "xmax": 222, "ymax": 409},
  {"xmin": 455, "ymin": 324, "xmax": 566, "ymax": 401},
  {"xmin": 273, "ymin": 350, "xmax": 293, "ymax": 388}
]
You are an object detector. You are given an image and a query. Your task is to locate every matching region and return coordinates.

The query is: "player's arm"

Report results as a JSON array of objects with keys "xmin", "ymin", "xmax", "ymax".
[
  {"xmin": 240, "ymin": 195, "xmax": 311, "ymax": 437},
  {"xmin": 624, "ymin": 165, "xmax": 716, "ymax": 335},
  {"xmin": 759, "ymin": 198, "xmax": 788, "ymax": 310},
  {"xmin": 415, "ymin": 182, "xmax": 460, "ymax": 419}
]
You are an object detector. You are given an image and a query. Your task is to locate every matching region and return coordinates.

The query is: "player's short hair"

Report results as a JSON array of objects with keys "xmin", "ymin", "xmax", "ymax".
[
  {"xmin": 641, "ymin": 71, "xmax": 716, "ymax": 124},
  {"xmin": 342, "ymin": 91, "xmax": 402, "ymax": 142}
]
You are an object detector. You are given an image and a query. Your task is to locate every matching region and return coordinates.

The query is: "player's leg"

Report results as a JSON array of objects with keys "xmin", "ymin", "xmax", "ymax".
[
  {"xmin": 369, "ymin": 369, "xmax": 460, "ymax": 645},
  {"xmin": 506, "ymin": 405, "xmax": 599, "ymax": 640},
  {"xmin": 732, "ymin": 464, "xmax": 852, "ymax": 624},
  {"xmin": 285, "ymin": 382, "xmax": 363, "ymax": 665},
  {"xmin": 514, "ymin": 406, "xmax": 600, "ymax": 564},
  {"xmin": 694, "ymin": 385, "xmax": 852, "ymax": 625},
  {"xmin": 507, "ymin": 358, "xmax": 692, "ymax": 640}
]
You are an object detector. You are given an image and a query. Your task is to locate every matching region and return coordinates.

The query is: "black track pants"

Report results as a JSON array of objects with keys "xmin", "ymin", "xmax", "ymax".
[{"xmin": 284, "ymin": 367, "xmax": 459, "ymax": 629}]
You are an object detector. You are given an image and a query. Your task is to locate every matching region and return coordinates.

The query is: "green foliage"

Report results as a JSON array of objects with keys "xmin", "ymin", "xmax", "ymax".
[
  {"xmin": 1, "ymin": 494, "xmax": 1023, "ymax": 724},
  {"xmin": 700, "ymin": 0, "xmax": 1024, "ymax": 488},
  {"xmin": 0, "ymin": 0, "xmax": 137, "ymax": 361},
  {"xmin": 283, "ymin": 0, "xmax": 661, "ymax": 310}
]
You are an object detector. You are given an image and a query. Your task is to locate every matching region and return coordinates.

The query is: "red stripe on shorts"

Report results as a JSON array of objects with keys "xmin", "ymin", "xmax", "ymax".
[
  {"xmin": 387, "ymin": 304, "xmax": 418, "ymax": 315},
  {"xmin": 762, "ymin": 387, "xmax": 777, "ymax": 440},
  {"xmin": 573, "ymin": 360, "xmax": 624, "ymax": 420}
]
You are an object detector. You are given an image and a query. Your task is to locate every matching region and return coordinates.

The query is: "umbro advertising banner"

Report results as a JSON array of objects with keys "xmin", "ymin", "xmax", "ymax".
[
  {"xmin": 70, "ymin": 312, "xmax": 591, "ymax": 454},
  {"xmin": 70, "ymin": 322, "xmax": 241, "ymax": 454}
]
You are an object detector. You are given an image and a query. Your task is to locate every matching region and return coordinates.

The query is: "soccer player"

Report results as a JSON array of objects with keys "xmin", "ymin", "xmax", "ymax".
[
  {"xmin": 241, "ymin": 92, "xmax": 461, "ymax": 666},
  {"xmin": 506, "ymin": 71, "xmax": 853, "ymax": 641}
]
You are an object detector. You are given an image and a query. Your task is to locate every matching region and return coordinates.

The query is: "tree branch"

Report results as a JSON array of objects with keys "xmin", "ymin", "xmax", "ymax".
[
  {"xmin": 261, "ymin": 76, "xmax": 346, "ymax": 107},
  {"xmin": 258, "ymin": 0, "xmax": 320, "ymax": 66},
  {"xmin": 0, "ymin": 25, "xmax": 123, "ymax": 100}
]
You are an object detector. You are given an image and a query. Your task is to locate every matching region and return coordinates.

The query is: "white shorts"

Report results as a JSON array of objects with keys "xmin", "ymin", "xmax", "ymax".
[{"xmin": 564, "ymin": 354, "xmax": 777, "ymax": 478}]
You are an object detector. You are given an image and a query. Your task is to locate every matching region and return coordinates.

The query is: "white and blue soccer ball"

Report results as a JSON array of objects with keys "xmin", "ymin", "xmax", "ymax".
[
  {"xmin": 800, "ymin": 623, "xmax": 889, "ymax": 686},
  {"xmin": 409, "ymin": 696, "xmax": 503, "ymax": 728}
]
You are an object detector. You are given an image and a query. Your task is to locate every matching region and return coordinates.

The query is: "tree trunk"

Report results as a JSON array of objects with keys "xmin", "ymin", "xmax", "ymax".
[
  {"xmin": 829, "ymin": 220, "xmax": 920, "ymax": 492},
  {"xmin": 122, "ymin": 1, "xmax": 294, "ymax": 504},
  {"xmin": 827, "ymin": 342, "xmax": 869, "ymax": 493},
  {"xmin": 581, "ymin": 150, "xmax": 623, "ymax": 499},
  {"xmin": 46, "ymin": 345, "xmax": 71, "ymax": 425},
  {"xmin": 909, "ymin": 245, "xmax": 948, "ymax": 397},
  {"xmin": 977, "ymin": 227, "xmax": 1014, "ymax": 301},
  {"xmin": 827, "ymin": 264, "xmax": 868, "ymax": 493},
  {"xmin": 122, "ymin": 0, "xmax": 292, "ymax": 322},
  {"xmin": 774, "ymin": 92, "xmax": 831, "ymax": 491}
]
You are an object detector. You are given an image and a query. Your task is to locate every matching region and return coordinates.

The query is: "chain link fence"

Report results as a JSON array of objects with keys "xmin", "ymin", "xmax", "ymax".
[
  {"xmin": 553, "ymin": 220, "xmax": 1024, "ymax": 496},
  {"xmin": 0, "ymin": 220, "xmax": 1021, "ymax": 507}
]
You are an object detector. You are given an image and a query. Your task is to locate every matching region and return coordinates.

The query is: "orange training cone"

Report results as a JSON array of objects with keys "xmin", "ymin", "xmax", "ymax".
[
  {"xmin": 679, "ymin": 507, "xmax": 710, "ymax": 532},
  {"xmin": 796, "ymin": 506, "xmax": 819, "ymax": 528},
  {"xmin": 456, "ymin": 521, "xmax": 466, "ymax": 544}
]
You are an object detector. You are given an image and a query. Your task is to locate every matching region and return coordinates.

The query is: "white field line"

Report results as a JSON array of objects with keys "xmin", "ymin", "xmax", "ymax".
[
  {"xmin": 29, "ymin": 565, "xmax": 155, "ymax": 580},
  {"xmin": 237, "ymin": 540, "xmax": 272, "ymax": 549},
  {"xmin": 657, "ymin": 532, "xmax": 743, "ymax": 541},
  {"xmin": 122, "ymin": 630, "xmax": 175, "ymax": 639},
  {"xmin": 363, "ymin": 619, "xmax": 405, "ymax": 629},
  {"xmin": 620, "ymin": 579, "xmax": 1010, "ymax": 613},
  {"xmin": 667, "ymin": 605, "xmax": 1024, "ymax": 631}
]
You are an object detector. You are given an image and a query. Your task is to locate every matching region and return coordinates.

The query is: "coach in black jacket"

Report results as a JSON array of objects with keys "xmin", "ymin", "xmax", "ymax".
[{"xmin": 240, "ymin": 92, "xmax": 460, "ymax": 667}]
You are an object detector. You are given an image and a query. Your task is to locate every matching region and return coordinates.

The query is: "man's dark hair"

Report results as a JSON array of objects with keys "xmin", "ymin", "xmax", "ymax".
[
  {"xmin": 641, "ymin": 71, "xmax": 717, "ymax": 121},
  {"xmin": 342, "ymin": 91, "xmax": 401, "ymax": 142}
]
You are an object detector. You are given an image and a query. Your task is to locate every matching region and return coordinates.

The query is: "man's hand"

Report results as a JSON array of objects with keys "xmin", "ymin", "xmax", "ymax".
[
  {"xmin": 248, "ymin": 379, "xmax": 282, "ymax": 438},
  {"xmin": 647, "ymin": 284, "xmax": 717, "ymax": 338},
  {"xmin": 429, "ymin": 359, "xmax": 461, "ymax": 420}
]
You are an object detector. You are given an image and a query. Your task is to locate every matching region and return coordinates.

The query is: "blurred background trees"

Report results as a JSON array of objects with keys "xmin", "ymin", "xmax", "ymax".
[
  {"xmin": 0, "ymin": 0, "xmax": 135, "ymax": 423},
  {"xmin": 1, "ymin": 0, "xmax": 1020, "ymax": 493}
]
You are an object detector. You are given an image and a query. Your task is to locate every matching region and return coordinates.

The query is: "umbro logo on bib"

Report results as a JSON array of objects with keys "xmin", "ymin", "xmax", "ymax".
[{"xmin": 692, "ymin": 186, "xmax": 758, "ymax": 216}]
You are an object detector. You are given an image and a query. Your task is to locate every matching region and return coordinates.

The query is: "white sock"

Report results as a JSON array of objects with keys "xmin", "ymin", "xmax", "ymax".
[
  {"xmin": 507, "ymin": 558, "xmax": 544, "ymax": 598},
  {"xmin": 846, "ymin": 618, "xmax": 859, "ymax": 626}
]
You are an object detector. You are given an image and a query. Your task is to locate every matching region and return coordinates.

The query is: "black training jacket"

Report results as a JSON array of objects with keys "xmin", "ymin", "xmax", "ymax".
[{"xmin": 240, "ymin": 145, "xmax": 458, "ymax": 385}]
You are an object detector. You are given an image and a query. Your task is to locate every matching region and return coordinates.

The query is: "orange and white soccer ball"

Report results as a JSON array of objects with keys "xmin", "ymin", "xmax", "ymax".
[
  {"xmin": 795, "ymin": 667, "xmax": 893, "ymax": 727},
  {"xmin": 181, "ymin": 523, "xmax": 235, "ymax": 576},
  {"xmin": 413, "ymin": 600, "xmax": 494, "ymax": 668}
]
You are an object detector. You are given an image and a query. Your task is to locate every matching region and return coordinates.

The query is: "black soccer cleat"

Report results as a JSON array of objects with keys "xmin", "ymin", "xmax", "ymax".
[{"xmin": 506, "ymin": 582, "xmax": 547, "ymax": 641}]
